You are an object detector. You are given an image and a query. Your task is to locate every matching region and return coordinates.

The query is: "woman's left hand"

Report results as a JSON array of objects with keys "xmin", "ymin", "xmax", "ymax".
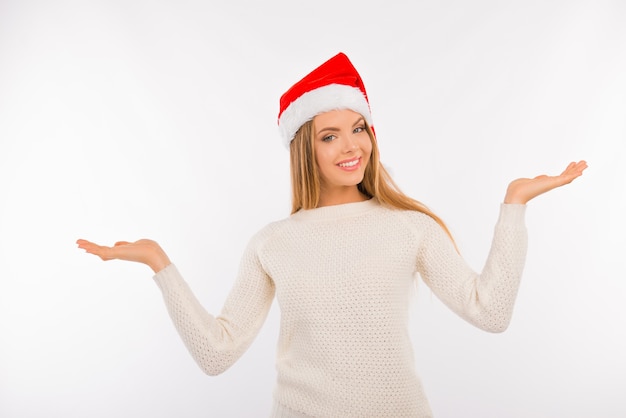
[{"xmin": 504, "ymin": 160, "xmax": 588, "ymax": 204}]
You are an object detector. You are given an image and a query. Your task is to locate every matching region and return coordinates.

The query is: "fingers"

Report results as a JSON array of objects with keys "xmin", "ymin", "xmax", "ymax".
[
  {"xmin": 562, "ymin": 160, "xmax": 587, "ymax": 175},
  {"xmin": 574, "ymin": 160, "xmax": 588, "ymax": 174},
  {"xmin": 76, "ymin": 238, "xmax": 115, "ymax": 261},
  {"xmin": 558, "ymin": 160, "xmax": 587, "ymax": 184},
  {"xmin": 76, "ymin": 239, "xmax": 100, "ymax": 253}
]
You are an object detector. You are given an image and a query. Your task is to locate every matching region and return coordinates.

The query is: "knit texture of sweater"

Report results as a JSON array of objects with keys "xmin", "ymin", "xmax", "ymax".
[{"xmin": 153, "ymin": 199, "xmax": 528, "ymax": 417}]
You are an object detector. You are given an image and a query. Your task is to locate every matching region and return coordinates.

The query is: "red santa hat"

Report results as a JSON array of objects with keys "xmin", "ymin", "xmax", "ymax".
[{"xmin": 278, "ymin": 52, "xmax": 373, "ymax": 147}]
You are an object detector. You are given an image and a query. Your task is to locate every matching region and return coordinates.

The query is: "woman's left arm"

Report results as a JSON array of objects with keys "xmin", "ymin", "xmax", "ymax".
[{"xmin": 417, "ymin": 160, "xmax": 587, "ymax": 332}]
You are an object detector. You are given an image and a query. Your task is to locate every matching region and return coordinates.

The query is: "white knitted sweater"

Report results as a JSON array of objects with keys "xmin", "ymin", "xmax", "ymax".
[{"xmin": 153, "ymin": 199, "xmax": 527, "ymax": 417}]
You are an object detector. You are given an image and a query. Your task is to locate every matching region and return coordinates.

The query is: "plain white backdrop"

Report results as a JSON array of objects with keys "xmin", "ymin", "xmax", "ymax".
[{"xmin": 1, "ymin": 1, "xmax": 624, "ymax": 417}]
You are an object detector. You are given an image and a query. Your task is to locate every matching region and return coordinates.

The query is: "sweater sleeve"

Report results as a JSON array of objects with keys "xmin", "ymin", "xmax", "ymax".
[
  {"xmin": 153, "ymin": 231, "xmax": 275, "ymax": 375},
  {"xmin": 415, "ymin": 204, "xmax": 528, "ymax": 332}
]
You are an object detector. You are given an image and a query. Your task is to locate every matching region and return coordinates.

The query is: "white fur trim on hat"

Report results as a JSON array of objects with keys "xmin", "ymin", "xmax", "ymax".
[{"xmin": 278, "ymin": 84, "xmax": 373, "ymax": 148}]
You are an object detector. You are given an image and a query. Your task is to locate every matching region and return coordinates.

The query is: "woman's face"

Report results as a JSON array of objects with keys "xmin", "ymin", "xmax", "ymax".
[{"xmin": 312, "ymin": 109, "xmax": 372, "ymax": 196}]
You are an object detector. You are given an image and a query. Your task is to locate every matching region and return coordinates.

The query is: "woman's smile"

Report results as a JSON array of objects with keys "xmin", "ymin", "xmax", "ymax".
[{"xmin": 337, "ymin": 156, "xmax": 362, "ymax": 170}]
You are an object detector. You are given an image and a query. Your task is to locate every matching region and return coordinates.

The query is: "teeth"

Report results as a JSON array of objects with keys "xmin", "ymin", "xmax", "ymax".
[{"xmin": 339, "ymin": 159, "xmax": 359, "ymax": 167}]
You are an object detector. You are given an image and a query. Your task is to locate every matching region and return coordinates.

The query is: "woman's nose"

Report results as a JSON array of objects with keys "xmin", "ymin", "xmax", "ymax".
[{"xmin": 343, "ymin": 136, "xmax": 358, "ymax": 152}]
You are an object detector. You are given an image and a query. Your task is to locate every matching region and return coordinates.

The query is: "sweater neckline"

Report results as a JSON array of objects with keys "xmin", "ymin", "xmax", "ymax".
[{"xmin": 291, "ymin": 198, "xmax": 379, "ymax": 221}]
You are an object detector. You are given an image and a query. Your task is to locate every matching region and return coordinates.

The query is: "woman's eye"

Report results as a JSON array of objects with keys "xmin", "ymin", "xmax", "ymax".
[
  {"xmin": 353, "ymin": 126, "xmax": 365, "ymax": 134},
  {"xmin": 322, "ymin": 134, "xmax": 335, "ymax": 142}
]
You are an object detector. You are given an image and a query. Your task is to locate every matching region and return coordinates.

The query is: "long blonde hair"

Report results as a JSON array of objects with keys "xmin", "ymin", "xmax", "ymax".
[{"xmin": 289, "ymin": 119, "xmax": 456, "ymax": 245}]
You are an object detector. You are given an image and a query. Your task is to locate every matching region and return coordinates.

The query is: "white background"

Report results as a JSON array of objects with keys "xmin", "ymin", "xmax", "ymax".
[{"xmin": 1, "ymin": 1, "xmax": 624, "ymax": 417}]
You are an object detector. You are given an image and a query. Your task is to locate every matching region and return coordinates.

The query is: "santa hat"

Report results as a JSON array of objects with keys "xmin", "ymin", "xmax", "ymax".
[{"xmin": 278, "ymin": 52, "xmax": 373, "ymax": 147}]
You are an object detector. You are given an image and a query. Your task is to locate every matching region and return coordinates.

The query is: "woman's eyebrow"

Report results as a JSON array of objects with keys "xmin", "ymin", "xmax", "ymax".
[
  {"xmin": 316, "ymin": 126, "xmax": 340, "ymax": 134},
  {"xmin": 352, "ymin": 117, "xmax": 365, "ymax": 127},
  {"xmin": 316, "ymin": 117, "xmax": 365, "ymax": 135}
]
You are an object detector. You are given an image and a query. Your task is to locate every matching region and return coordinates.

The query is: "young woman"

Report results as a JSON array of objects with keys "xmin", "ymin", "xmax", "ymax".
[{"xmin": 77, "ymin": 52, "xmax": 587, "ymax": 417}]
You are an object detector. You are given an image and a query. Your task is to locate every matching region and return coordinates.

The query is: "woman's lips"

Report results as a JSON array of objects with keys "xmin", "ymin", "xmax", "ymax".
[{"xmin": 337, "ymin": 157, "xmax": 361, "ymax": 171}]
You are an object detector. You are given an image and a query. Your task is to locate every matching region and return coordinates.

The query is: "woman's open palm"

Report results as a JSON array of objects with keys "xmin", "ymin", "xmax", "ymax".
[
  {"xmin": 504, "ymin": 160, "xmax": 587, "ymax": 204},
  {"xmin": 76, "ymin": 239, "xmax": 171, "ymax": 273}
]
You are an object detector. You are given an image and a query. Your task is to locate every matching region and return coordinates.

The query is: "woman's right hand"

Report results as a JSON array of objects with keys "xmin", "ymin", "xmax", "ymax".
[{"xmin": 76, "ymin": 238, "xmax": 172, "ymax": 273}]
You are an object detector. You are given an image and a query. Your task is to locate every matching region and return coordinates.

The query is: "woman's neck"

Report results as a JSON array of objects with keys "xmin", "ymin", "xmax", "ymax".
[{"xmin": 317, "ymin": 186, "xmax": 369, "ymax": 208}]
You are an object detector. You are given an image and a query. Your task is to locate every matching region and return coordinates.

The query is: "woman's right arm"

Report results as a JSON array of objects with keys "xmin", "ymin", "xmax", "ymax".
[
  {"xmin": 76, "ymin": 238, "xmax": 171, "ymax": 273},
  {"xmin": 76, "ymin": 235, "xmax": 276, "ymax": 375}
]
